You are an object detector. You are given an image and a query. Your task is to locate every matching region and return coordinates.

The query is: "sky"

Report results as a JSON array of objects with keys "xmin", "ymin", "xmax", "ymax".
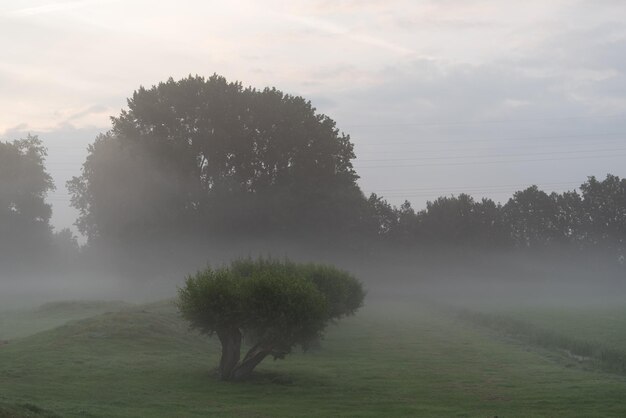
[{"xmin": 1, "ymin": 0, "xmax": 626, "ymax": 234}]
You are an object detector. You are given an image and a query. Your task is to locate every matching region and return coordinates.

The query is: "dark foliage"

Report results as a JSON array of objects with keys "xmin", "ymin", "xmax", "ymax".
[
  {"xmin": 68, "ymin": 75, "xmax": 366, "ymax": 245},
  {"xmin": 0, "ymin": 135, "xmax": 55, "ymax": 270}
]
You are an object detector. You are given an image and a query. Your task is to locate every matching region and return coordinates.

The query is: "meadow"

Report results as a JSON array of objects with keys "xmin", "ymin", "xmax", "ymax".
[{"xmin": 1, "ymin": 299, "xmax": 626, "ymax": 417}]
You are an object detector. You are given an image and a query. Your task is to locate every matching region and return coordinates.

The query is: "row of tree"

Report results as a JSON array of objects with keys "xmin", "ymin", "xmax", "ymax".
[
  {"xmin": 366, "ymin": 175, "xmax": 626, "ymax": 256},
  {"xmin": 2, "ymin": 75, "xmax": 624, "ymax": 275}
]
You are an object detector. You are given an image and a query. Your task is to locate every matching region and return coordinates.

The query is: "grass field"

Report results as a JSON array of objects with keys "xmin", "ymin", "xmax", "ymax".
[
  {"xmin": 499, "ymin": 306, "xmax": 626, "ymax": 352},
  {"xmin": 1, "ymin": 299, "xmax": 626, "ymax": 417},
  {"xmin": 456, "ymin": 303, "xmax": 626, "ymax": 375}
]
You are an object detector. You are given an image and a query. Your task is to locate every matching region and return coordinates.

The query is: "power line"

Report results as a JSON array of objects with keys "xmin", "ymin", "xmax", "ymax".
[
  {"xmin": 356, "ymin": 147, "xmax": 626, "ymax": 163},
  {"xmin": 354, "ymin": 132, "xmax": 626, "ymax": 147},
  {"xmin": 45, "ymin": 143, "xmax": 626, "ymax": 165},
  {"xmin": 364, "ymin": 181, "xmax": 582, "ymax": 194},
  {"xmin": 356, "ymin": 139, "xmax": 626, "ymax": 156},
  {"xmin": 342, "ymin": 113, "xmax": 626, "ymax": 128},
  {"xmin": 355, "ymin": 152, "xmax": 626, "ymax": 168}
]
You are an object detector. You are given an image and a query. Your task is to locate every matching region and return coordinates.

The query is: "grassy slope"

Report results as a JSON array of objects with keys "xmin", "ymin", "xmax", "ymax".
[
  {"xmin": 0, "ymin": 301, "xmax": 131, "ymax": 340},
  {"xmin": 1, "ymin": 301, "xmax": 626, "ymax": 417}
]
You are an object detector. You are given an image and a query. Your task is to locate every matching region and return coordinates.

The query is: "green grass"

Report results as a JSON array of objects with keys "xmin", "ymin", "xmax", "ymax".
[
  {"xmin": 457, "ymin": 305, "xmax": 626, "ymax": 374},
  {"xmin": 0, "ymin": 402, "xmax": 60, "ymax": 418},
  {"xmin": 1, "ymin": 300, "xmax": 626, "ymax": 417},
  {"xmin": 503, "ymin": 306, "xmax": 626, "ymax": 351},
  {"xmin": 0, "ymin": 300, "xmax": 131, "ymax": 340}
]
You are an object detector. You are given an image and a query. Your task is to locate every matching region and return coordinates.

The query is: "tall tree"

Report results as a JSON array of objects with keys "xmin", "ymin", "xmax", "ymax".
[{"xmin": 69, "ymin": 75, "xmax": 364, "ymax": 244}]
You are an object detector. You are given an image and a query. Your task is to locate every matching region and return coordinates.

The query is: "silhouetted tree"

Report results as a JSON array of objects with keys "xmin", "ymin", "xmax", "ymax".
[
  {"xmin": 177, "ymin": 258, "xmax": 364, "ymax": 381},
  {"xmin": 69, "ymin": 75, "xmax": 364, "ymax": 245},
  {"xmin": 551, "ymin": 190, "xmax": 584, "ymax": 247},
  {"xmin": 0, "ymin": 135, "xmax": 54, "ymax": 268},
  {"xmin": 503, "ymin": 186, "xmax": 559, "ymax": 248},
  {"xmin": 580, "ymin": 174, "xmax": 626, "ymax": 257},
  {"xmin": 362, "ymin": 193, "xmax": 398, "ymax": 238},
  {"xmin": 416, "ymin": 194, "xmax": 506, "ymax": 248}
]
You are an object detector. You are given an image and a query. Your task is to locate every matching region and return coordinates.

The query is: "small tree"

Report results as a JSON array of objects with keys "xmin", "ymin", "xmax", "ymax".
[{"xmin": 177, "ymin": 258, "xmax": 365, "ymax": 381}]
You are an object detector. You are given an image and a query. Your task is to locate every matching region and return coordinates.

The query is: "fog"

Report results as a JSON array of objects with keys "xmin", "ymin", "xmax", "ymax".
[
  {"xmin": 2, "ymin": 3, "xmax": 626, "ymax": 416},
  {"xmin": 2, "ymin": 239, "xmax": 624, "ymax": 312}
]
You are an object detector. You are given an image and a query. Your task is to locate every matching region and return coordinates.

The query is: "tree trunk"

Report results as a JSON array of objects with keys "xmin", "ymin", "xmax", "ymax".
[
  {"xmin": 216, "ymin": 328, "xmax": 242, "ymax": 380},
  {"xmin": 230, "ymin": 343, "xmax": 272, "ymax": 381}
]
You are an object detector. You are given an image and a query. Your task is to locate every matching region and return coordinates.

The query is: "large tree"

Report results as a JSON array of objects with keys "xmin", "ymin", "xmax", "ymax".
[
  {"xmin": 177, "ymin": 258, "xmax": 364, "ymax": 381},
  {"xmin": 0, "ymin": 135, "xmax": 55, "ymax": 267},
  {"xmin": 69, "ymin": 75, "xmax": 364, "ymax": 244}
]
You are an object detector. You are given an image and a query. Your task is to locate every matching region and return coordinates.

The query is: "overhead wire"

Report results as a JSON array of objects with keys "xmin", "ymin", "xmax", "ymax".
[
  {"xmin": 356, "ymin": 147, "xmax": 626, "ymax": 163},
  {"xmin": 342, "ymin": 113, "xmax": 626, "ymax": 128}
]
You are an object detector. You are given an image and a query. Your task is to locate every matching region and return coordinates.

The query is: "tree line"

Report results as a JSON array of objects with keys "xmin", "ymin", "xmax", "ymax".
[
  {"xmin": 365, "ymin": 176, "xmax": 625, "ymax": 257},
  {"xmin": 1, "ymin": 75, "xmax": 624, "ymax": 275}
]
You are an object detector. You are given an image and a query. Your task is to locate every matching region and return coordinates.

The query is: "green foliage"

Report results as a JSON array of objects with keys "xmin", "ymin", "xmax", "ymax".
[
  {"xmin": 177, "ymin": 268, "xmax": 246, "ymax": 335},
  {"xmin": 294, "ymin": 263, "xmax": 365, "ymax": 319},
  {"xmin": 177, "ymin": 258, "xmax": 364, "ymax": 378},
  {"xmin": 242, "ymin": 270, "xmax": 327, "ymax": 352}
]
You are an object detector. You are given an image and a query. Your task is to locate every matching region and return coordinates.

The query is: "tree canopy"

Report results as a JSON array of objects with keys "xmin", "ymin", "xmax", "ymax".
[
  {"xmin": 0, "ymin": 135, "xmax": 55, "ymax": 268},
  {"xmin": 69, "ymin": 75, "xmax": 365, "ymax": 244},
  {"xmin": 177, "ymin": 258, "xmax": 365, "ymax": 381}
]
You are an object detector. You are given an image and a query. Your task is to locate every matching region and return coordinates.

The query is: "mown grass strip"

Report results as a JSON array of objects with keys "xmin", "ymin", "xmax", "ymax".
[
  {"xmin": 456, "ymin": 309, "xmax": 626, "ymax": 375},
  {"xmin": 0, "ymin": 402, "xmax": 61, "ymax": 418}
]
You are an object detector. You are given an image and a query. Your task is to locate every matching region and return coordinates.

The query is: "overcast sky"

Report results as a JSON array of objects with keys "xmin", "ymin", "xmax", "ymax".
[{"xmin": 1, "ymin": 0, "xmax": 626, "ymax": 234}]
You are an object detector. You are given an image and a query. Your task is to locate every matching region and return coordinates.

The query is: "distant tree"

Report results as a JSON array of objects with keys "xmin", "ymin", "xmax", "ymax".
[
  {"xmin": 551, "ymin": 190, "xmax": 584, "ymax": 247},
  {"xmin": 393, "ymin": 200, "xmax": 420, "ymax": 244},
  {"xmin": 69, "ymin": 75, "xmax": 365, "ymax": 244},
  {"xmin": 362, "ymin": 193, "xmax": 398, "ymax": 238},
  {"xmin": 0, "ymin": 135, "xmax": 55, "ymax": 266},
  {"xmin": 417, "ymin": 194, "xmax": 507, "ymax": 248},
  {"xmin": 580, "ymin": 174, "xmax": 626, "ymax": 256},
  {"xmin": 503, "ymin": 186, "xmax": 559, "ymax": 248},
  {"xmin": 177, "ymin": 258, "xmax": 365, "ymax": 381}
]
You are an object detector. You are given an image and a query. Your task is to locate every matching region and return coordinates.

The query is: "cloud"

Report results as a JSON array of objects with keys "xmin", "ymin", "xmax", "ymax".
[
  {"xmin": 272, "ymin": 12, "xmax": 415, "ymax": 56},
  {"xmin": 65, "ymin": 104, "xmax": 110, "ymax": 123},
  {"xmin": 3, "ymin": 0, "xmax": 119, "ymax": 18}
]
